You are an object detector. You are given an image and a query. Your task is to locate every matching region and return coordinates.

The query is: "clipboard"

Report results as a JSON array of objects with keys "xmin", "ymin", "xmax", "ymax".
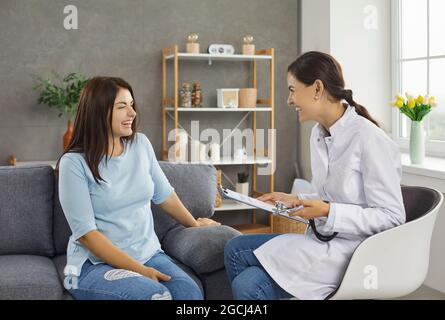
[{"xmin": 220, "ymin": 187, "xmax": 309, "ymax": 225}]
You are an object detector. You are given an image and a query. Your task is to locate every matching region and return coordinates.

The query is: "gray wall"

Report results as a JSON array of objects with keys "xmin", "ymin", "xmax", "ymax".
[
  {"xmin": 299, "ymin": 0, "xmax": 331, "ymax": 180},
  {"xmin": 299, "ymin": 0, "xmax": 392, "ymax": 181},
  {"xmin": 331, "ymin": 0, "xmax": 392, "ymax": 132},
  {"xmin": 0, "ymin": 0, "xmax": 299, "ymax": 224}
]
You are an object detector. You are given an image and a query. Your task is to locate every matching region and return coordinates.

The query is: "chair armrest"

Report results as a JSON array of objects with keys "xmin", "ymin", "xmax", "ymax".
[{"xmin": 161, "ymin": 225, "xmax": 241, "ymax": 274}]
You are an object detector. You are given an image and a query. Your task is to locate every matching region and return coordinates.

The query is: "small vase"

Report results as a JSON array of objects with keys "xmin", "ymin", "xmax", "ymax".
[
  {"xmin": 236, "ymin": 182, "xmax": 249, "ymax": 196},
  {"xmin": 239, "ymin": 88, "xmax": 257, "ymax": 108},
  {"xmin": 409, "ymin": 121, "xmax": 425, "ymax": 165},
  {"xmin": 63, "ymin": 120, "xmax": 74, "ymax": 151}
]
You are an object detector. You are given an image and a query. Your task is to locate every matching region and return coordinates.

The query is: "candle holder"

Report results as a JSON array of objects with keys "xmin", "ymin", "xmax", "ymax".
[
  {"xmin": 242, "ymin": 35, "xmax": 255, "ymax": 55},
  {"xmin": 186, "ymin": 33, "xmax": 200, "ymax": 54}
]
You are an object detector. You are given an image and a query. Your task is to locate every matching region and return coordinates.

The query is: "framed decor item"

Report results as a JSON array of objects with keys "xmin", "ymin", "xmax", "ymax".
[{"xmin": 217, "ymin": 88, "xmax": 239, "ymax": 108}]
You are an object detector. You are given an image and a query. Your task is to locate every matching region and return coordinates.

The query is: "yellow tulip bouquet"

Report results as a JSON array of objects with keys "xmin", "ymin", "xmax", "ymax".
[
  {"xmin": 392, "ymin": 93, "xmax": 438, "ymax": 164},
  {"xmin": 392, "ymin": 93, "xmax": 437, "ymax": 121}
]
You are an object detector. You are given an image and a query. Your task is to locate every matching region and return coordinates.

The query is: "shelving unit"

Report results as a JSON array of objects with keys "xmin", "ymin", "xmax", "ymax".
[
  {"xmin": 214, "ymin": 200, "xmax": 255, "ymax": 212},
  {"xmin": 169, "ymin": 156, "xmax": 272, "ymax": 166},
  {"xmin": 162, "ymin": 45, "xmax": 275, "ymax": 234},
  {"xmin": 164, "ymin": 52, "xmax": 273, "ymax": 62},
  {"xmin": 165, "ymin": 107, "xmax": 272, "ymax": 112}
]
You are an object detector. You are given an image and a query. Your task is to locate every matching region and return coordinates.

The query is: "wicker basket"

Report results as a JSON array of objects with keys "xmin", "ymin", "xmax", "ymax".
[
  {"xmin": 271, "ymin": 214, "xmax": 308, "ymax": 234},
  {"xmin": 215, "ymin": 169, "xmax": 222, "ymax": 208}
]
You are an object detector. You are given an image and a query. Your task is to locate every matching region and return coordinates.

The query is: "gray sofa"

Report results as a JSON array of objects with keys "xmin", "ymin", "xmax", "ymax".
[{"xmin": 0, "ymin": 162, "xmax": 241, "ymax": 300}]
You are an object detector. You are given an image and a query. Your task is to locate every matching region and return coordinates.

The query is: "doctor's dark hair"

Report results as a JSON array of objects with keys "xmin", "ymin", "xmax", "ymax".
[
  {"xmin": 55, "ymin": 76, "xmax": 138, "ymax": 184},
  {"xmin": 288, "ymin": 51, "xmax": 380, "ymax": 127}
]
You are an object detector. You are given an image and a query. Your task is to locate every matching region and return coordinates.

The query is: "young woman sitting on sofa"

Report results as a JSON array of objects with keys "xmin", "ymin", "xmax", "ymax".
[{"xmin": 57, "ymin": 76, "xmax": 220, "ymax": 300}]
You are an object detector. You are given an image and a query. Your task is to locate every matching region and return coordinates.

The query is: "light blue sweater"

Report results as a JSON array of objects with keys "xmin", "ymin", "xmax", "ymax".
[{"xmin": 58, "ymin": 133, "xmax": 174, "ymax": 277}]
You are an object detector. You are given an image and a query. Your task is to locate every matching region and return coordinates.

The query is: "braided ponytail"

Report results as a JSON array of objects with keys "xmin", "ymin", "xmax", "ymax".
[{"xmin": 342, "ymin": 89, "xmax": 380, "ymax": 127}]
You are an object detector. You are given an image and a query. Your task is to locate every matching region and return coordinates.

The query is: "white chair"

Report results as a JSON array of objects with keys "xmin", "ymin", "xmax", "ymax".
[{"xmin": 328, "ymin": 186, "xmax": 443, "ymax": 300}]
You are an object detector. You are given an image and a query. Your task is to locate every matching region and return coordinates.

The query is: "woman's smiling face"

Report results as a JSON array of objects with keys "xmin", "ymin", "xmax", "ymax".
[
  {"xmin": 287, "ymin": 72, "xmax": 324, "ymax": 123},
  {"xmin": 111, "ymin": 88, "xmax": 137, "ymax": 138}
]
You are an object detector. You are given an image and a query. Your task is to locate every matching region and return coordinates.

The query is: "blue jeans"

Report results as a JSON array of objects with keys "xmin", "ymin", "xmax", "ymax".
[
  {"xmin": 224, "ymin": 234, "xmax": 294, "ymax": 300},
  {"xmin": 68, "ymin": 251, "xmax": 203, "ymax": 300}
]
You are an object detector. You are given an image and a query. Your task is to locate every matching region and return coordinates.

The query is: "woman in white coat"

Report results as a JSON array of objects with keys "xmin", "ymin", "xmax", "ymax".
[{"xmin": 224, "ymin": 51, "xmax": 406, "ymax": 300}]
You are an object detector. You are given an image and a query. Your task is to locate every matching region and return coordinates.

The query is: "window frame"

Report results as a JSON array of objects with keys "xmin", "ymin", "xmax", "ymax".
[{"xmin": 391, "ymin": 0, "xmax": 445, "ymax": 158}]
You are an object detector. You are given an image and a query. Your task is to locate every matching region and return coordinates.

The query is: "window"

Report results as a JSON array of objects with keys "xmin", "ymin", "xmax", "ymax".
[{"xmin": 392, "ymin": 0, "xmax": 445, "ymax": 157}]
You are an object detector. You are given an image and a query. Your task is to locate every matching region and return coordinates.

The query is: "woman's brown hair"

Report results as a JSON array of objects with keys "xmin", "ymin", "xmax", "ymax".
[
  {"xmin": 288, "ymin": 51, "xmax": 379, "ymax": 127},
  {"xmin": 56, "ymin": 76, "xmax": 138, "ymax": 183}
]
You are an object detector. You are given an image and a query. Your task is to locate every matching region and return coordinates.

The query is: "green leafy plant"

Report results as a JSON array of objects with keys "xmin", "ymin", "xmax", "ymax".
[
  {"xmin": 237, "ymin": 172, "xmax": 249, "ymax": 183},
  {"xmin": 33, "ymin": 72, "xmax": 88, "ymax": 121}
]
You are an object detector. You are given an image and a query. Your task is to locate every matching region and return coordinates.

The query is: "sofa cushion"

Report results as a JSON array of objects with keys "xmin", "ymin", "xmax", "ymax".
[
  {"xmin": 162, "ymin": 225, "xmax": 241, "ymax": 274},
  {"xmin": 0, "ymin": 165, "xmax": 55, "ymax": 257},
  {"xmin": 53, "ymin": 254, "xmax": 67, "ymax": 283},
  {"xmin": 52, "ymin": 254, "xmax": 74, "ymax": 300},
  {"xmin": 53, "ymin": 184, "xmax": 72, "ymax": 255},
  {"xmin": 153, "ymin": 162, "xmax": 217, "ymax": 241},
  {"xmin": 0, "ymin": 255, "xmax": 64, "ymax": 300},
  {"xmin": 199, "ymin": 268, "xmax": 233, "ymax": 300}
]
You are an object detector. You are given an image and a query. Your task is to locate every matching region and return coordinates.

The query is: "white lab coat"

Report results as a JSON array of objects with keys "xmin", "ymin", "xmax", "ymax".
[{"xmin": 254, "ymin": 105, "xmax": 406, "ymax": 300}]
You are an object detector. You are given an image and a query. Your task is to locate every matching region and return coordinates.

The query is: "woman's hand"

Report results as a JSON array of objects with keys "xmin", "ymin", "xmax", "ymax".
[
  {"xmin": 159, "ymin": 193, "xmax": 221, "ymax": 228},
  {"xmin": 289, "ymin": 199, "xmax": 330, "ymax": 220},
  {"xmin": 256, "ymin": 192, "xmax": 299, "ymax": 208},
  {"xmin": 195, "ymin": 217, "xmax": 221, "ymax": 227},
  {"xmin": 140, "ymin": 266, "xmax": 171, "ymax": 282}
]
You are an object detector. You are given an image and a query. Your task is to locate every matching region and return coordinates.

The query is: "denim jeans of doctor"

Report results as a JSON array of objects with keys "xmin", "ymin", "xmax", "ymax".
[
  {"xmin": 224, "ymin": 234, "xmax": 294, "ymax": 300},
  {"xmin": 68, "ymin": 251, "xmax": 203, "ymax": 300}
]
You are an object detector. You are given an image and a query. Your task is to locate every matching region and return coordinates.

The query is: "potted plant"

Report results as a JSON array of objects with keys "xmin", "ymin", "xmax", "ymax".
[
  {"xmin": 236, "ymin": 172, "xmax": 249, "ymax": 196},
  {"xmin": 391, "ymin": 93, "xmax": 437, "ymax": 165},
  {"xmin": 33, "ymin": 72, "xmax": 88, "ymax": 151}
]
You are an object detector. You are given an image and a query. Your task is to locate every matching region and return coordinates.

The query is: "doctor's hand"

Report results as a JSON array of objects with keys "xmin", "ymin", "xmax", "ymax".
[
  {"xmin": 256, "ymin": 192, "xmax": 299, "ymax": 209},
  {"xmin": 289, "ymin": 199, "xmax": 330, "ymax": 220}
]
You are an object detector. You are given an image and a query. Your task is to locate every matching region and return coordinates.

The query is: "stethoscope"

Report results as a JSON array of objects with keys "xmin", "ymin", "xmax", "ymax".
[{"xmin": 273, "ymin": 201, "xmax": 338, "ymax": 242}]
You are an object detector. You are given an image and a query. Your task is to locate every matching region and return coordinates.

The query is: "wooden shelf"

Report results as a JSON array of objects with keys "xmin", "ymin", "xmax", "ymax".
[
  {"xmin": 214, "ymin": 199, "xmax": 255, "ymax": 212},
  {"xmin": 169, "ymin": 156, "xmax": 272, "ymax": 166},
  {"xmin": 232, "ymin": 223, "xmax": 271, "ymax": 234},
  {"xmin": 165, "ymin": 107, "xmax": 272, "ymax": 112},
  {"xmin": 162, "ymin": 45, "xmax": 275, "ymax": 234},
  {"xmin": 164, "ymin": 52, "xmax": 272, "ymax": 62}
]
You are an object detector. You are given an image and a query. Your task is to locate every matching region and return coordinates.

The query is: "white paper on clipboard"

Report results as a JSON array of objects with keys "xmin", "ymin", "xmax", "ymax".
[{"xmin": 220, "ymin": 187, "xmax": 309, "ymax": 225}]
